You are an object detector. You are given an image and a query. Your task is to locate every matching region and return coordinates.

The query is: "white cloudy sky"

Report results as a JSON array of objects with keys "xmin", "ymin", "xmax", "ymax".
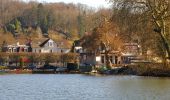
[{"xmin": 25, "ymin": 0, "xmax": 111, "ymax": 8}]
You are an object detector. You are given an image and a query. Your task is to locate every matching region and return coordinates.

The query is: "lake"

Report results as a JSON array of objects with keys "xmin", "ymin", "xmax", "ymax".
[{"xmin": 0, "ymin": 74, "xmax": 170, "ymax": 100}]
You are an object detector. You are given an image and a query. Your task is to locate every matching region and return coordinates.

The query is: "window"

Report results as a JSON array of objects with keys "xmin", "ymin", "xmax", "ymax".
[
  {"xmin": 24, "ymin": 48, "xmax": 28, "ymax": 52},
  {"xmin": 50, "ymin": 49, "xmax": 53, "ymax": 53},
  {"xmin": 48, "ymin": 42, "xmax": 53, "ymax": 47},
  {"xmin": 115, "ymin": 56, "xmax": 118, "ymax": 64},
  {"xmin": 101, "ymin": 56, "xmax": 105, "ymax": 64},
  {"xmin": 76, "ymin": 49, "xmax": 80, "ymax": 53},
  {"xmin": 83, "ymin": 55, "xmax": 86, "ymax": 60},
  {"xmin": 13, "ymin": 48, "xmax": 17, "ymax": 52},
  {"xmin": 39, "ymin": 49, "xmax": 41, "ymax": 53}
]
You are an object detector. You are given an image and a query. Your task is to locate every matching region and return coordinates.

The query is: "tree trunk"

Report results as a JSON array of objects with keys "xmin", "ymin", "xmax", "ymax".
[
  {"xmin": 159, "ymin": 30, "xmax": 170, "ymax": 60},
  {"xmin": 162, "ymin": 18, "xmax": 170, "ymax": 60},
  {"xmin": 105, "ymin": 50, "xmax": 112, "ymax": 69},
  {"xmin": 153, "ymin": 18, "xmax": 170, "ymax": 60}
]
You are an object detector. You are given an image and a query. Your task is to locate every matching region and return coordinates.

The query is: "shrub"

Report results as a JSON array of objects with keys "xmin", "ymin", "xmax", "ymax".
[
  {"xmin": 79, "ymin": 66, "xmax": 93, "ymax": 72},
  {"xmin": 97, "ymin": 66, "xmax": 108, "ymax": 73},
  {"xmin": 0, "ymin": 66, "xmax": 8, "ymax": 70},
  {"xmin": 128, "ymin": 63, "xmax": 170, "ymax": 76},
  {"xmin": 67, "ymin": 63, "xmax": 78, "ymax": 71}
]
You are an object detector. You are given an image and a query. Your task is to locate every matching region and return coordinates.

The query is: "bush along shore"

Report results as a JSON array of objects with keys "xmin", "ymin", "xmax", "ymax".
[
  {"xmin": 97, "ymin": 63, "xmax": 170, "ymax": 77},
  {"xmin": 1, "ymin": 63, "xmax": 170, "ymax": 77}
]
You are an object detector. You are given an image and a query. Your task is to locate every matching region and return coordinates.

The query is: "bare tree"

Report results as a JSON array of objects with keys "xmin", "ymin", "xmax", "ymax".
[
  {"xmin": 108, "ymin": 0, "xmax": 170, "ymax": 62},
  {"xmin": 82, "ymin": 18, "xmax": 123, "ymax": 68}
]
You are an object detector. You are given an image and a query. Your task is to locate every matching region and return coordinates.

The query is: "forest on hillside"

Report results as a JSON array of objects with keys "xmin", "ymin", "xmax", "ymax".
[{"xmin": 0, "ymin": 0, "xmax": 111, "ymax": 39}]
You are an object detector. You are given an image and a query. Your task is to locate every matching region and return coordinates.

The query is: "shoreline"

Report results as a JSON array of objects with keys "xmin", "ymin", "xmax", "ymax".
[{"xmin": 1, "ymin": 68, "xmax": 170, "ymax": 77}]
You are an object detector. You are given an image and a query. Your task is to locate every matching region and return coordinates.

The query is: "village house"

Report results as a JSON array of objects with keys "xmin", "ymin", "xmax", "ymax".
[
  {"xmin": 121, "ymin": 43, "xmax": 141, "ymax": 64},
  {"xmin": 1, "ymin": 38, "xmax": 70, "ymax": 54},
  {"xmin": 32, "ymin": 38, "xmax": 70, "ymax": 53},
  {"xmin": 1, "ymin": 41, "xmax": 32, "ymax": 53},
  {"xmin": 73, "ymin": 40, "xmax": 141, "ymax": 66},
  {"xmin": 73, "ymin": 40, "xmax": 121, "ymax": 66}
]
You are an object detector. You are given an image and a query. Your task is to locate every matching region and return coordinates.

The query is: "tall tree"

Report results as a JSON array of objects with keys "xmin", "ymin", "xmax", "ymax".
[
  {"xmin": 77, "ymin": 14, "xmax": 85, "ymax": 37},
  {"xmin": 108, "ymin": 0, "xmax": 170, "ymax": 62},
  {"xmin": 146, "ymin": 0, "xmax": 170, "ymax": 60},
  {"xmin": 83, "ymin": 18, "xmax": 123, "ymax": 68}
]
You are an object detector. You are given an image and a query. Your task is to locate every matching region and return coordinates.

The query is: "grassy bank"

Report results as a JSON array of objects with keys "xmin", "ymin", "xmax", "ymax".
[{"xmin": 128, "ymin": 63, "xmax": 170, "ymax": 77}]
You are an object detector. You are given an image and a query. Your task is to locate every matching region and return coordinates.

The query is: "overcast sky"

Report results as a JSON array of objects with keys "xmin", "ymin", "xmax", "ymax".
[{"xmin": 25, "ymin": 0, "xmax": 111, "ymax": 8}]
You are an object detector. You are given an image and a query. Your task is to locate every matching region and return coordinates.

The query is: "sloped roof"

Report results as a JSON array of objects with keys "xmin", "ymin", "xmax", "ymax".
[
  {"xmin": 31, "ymin": 38, "xmax": 49, "ymax": 48},
  {"xmin": 39, "ymin": 38, "xmax": 50, "ymax": 47}
]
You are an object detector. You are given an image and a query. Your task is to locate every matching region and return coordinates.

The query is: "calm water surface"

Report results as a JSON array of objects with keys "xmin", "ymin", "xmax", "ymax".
[{"xmin": 0, "ymin": 74, "xmax": 170, "ymax": 100}]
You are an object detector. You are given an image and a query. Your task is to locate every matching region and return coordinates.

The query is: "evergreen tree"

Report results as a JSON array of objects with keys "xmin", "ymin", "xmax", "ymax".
[
  {"xmin": 37, "ymin": 3, "xmax": 45, "ymax": 26},
  {"xmin": 77, "ymin": 14, "xmax": 85, "ymax": 37},
  {"xmin": 14, "ymin": 19, "xmax": 21, "ymax": 32}
]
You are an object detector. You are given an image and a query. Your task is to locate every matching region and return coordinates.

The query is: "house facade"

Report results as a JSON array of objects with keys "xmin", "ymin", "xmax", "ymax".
[
  {"xmin": 1, "ymin": 38, "xmax": 70, "ymax": 54},
  {"xmin": 2, "ymin": 42, "xmax": 32, "ymax": 53},
  {"xmin": 79, "ymin": 52, "xmax": 121, "ymax": 66},
  {"xmin": 32, "ymin": 38, "xmax": 70, "ymax": 53},
  {"xmin": 121, "ymin": 43, "xmax": 141, "ymax": 64},
  {"xmin": 73, "ymin": 40, "xmax": 141, "ymax": 66},
  {"xmin": 73, "ymin": 40, "xmax": 121, "ymax": 66}
]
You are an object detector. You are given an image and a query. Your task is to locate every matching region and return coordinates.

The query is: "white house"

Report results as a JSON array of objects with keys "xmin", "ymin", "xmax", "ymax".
[{"xmin": 32, "ymin": 38, "xmax": 70, "ymax": 53}]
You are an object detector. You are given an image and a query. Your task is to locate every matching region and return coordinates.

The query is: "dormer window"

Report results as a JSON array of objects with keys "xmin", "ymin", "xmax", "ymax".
[{"xmin": 48, "ymin": 42, "xmax": 53, "ymax": 47}]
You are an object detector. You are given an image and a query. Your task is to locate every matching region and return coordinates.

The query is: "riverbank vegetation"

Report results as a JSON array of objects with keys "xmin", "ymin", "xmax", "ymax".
[
  {"xmin": 130, "ymin": 63, "xmax": 170, "ymax": 77},
  {"xmin": 0, "ymin": 52, "xmax": 78, "ymax": 68}
]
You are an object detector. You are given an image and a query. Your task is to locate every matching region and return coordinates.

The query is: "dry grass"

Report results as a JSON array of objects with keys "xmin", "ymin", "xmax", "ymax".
[{"xmin": 128, "ymin": 63, "xmax": 170, "ymax": 77}]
